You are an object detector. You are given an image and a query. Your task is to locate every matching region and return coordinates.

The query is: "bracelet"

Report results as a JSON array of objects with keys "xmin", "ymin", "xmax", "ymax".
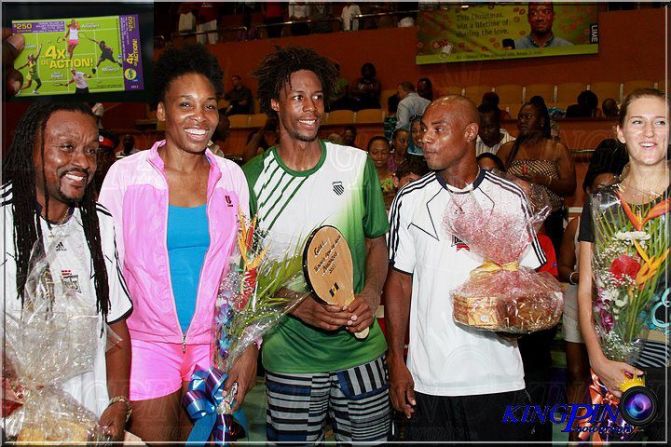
[
  {"xmin": 569, "ymin": 271, "xmax": 579, "ymax": 285},
  {"xmin": 108, "ymin": 395, "xmax": 132, "ymax": 424}
]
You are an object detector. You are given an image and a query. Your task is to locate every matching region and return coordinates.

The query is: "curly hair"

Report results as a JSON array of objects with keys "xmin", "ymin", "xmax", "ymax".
[
  {"xmin": 152, "ymin": 43, "xmax": 224, "ymax": 106},
  {"xmin": 2, "ymin": 101, "xmax": 110, "ymax": 323},
  {"xmin": 253, "ymin": 46, "xmax": 338, "ymax": 117}
]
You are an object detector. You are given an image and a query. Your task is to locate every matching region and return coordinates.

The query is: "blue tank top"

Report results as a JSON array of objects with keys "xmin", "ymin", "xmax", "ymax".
[{"xmin": 167, "ymin": 204, "xmax": 210, "ymax": 333}]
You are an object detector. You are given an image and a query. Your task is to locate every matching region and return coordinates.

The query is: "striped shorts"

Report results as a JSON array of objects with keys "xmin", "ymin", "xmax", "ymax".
[{"xmin": 266, "ymin": 355, "xmax": 390, "ymax": 444}]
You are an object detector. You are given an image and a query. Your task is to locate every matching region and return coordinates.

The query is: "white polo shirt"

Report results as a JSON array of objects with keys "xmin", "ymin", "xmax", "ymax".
[{"xmin": 388, "ymin": 169, "xmax": 545, "ymax": 396}]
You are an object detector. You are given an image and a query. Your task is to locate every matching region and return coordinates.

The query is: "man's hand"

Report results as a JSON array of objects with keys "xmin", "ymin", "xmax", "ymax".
[
  {"xmin": 291, "ymin": 294, "xmax": 352, "ymax": 331},
  {"xmin": 224, "ymin": 344, "xmax": 259, "ymax": 412},
  {"xmin": 388, "ymin": 354, "xmax": 416, "ymax": 419},
  {"xmin": 3, "ymin": 29, "xmax": 24, "ymax": 97},
  {"xmin": 344, "ymin": 288, "xmax": 378, "ymax": 334},
  {"xmin": 98, "ymin": 400, "xmax": 128, "ymax": 441}
]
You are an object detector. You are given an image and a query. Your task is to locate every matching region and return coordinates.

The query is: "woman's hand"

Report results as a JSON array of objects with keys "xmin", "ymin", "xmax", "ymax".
[{"xmin": 591, "ymin": 356, "xmax": 643, "ymax": 398}]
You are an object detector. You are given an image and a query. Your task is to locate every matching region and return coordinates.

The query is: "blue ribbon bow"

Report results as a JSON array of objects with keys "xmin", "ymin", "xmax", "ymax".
[{"xmin": 183, "ymin": 367, "xmax": 242, "ymax": 446}]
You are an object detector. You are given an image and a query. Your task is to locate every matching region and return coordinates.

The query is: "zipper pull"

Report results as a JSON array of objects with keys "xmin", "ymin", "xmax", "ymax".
[{"xmin": 182, "ymin": 335, "xmax": 187, "ymax": 353}]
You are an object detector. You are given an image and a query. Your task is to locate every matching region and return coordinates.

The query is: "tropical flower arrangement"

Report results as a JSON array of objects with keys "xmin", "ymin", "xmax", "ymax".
[
  {"xmin": 591, "ymin": 186, "xmax": 670, "ymax": 363},
  {"xmin": 212, "ymin": 211, "xmax": 308, "ymax": 370},
  {"xmin": 183, "ymin": 210, "xmax": 309, "ymax": 445}
]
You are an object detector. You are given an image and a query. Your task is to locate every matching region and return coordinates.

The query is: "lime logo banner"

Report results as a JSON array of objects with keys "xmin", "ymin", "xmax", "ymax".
[{"xmin": 417, "ymin": 3, "xmax": 599, "ymax": 64}]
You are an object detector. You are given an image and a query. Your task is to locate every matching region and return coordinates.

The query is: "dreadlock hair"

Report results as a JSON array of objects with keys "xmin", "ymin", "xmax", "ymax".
[
  {"xmin": 253, "ymin": 46, "xmax": 338, "ymax": 117},
  {"xmin": 152, "ymin": 43, "xmax": 224, "ymax": 108},
  {"xmin": 2, "ymin": 100, "xmax": 110, "ymax": 323}
]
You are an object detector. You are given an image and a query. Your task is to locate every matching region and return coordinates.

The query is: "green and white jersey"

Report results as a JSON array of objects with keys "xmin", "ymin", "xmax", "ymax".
[{"xmin": 243, "ymin": 140, "xmax": 389, "ymax": 374}]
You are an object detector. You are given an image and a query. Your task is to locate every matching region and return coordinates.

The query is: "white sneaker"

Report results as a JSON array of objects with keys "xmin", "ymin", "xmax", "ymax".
[{"xmin": 33, "ymin": 90, "xmax": 39, "ymax": 94}]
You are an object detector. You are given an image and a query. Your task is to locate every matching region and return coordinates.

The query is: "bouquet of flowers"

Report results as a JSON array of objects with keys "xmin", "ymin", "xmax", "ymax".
[
  {"xmin": 577, "ymin": 184, "xmax": 669, "ymax": 442},
  {"xmin": 446, "ymin": 173, "xmax": 563, "ymax": 334},
  {"xmin": 183, "ymin": 211, "xmax": 309, "ymax": 445},
  {"xmin": 590, "ymin": 185, "xmax": 669, "ymax": 363},
  {"xmin": 2, "ymin": 234, "xmax": 111, "ymax": 444}
]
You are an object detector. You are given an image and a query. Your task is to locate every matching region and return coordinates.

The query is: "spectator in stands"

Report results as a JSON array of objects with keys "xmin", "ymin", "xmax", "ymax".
[
  {"xmin": 584, "ymin": 138, "xmax": 629, "ymax": 189},
  {"xmin": 559, "ymin": 168, "xmax": 617, "ymax": 440},
  {"xmin": 209, "ymin": 108, "xmax": 230, "ymax": 156},
  {"xmin": 178, "ymin": 3, "xmax": 196, "ymax": 36},
  {"xmin": 288, "ymin": 1, "xmax": 310, "ymax": 36},
  {"xmin": 350, "ymin": 62, "xmax": 381, "ymax": 110},
  {"xmin": 566, "ymin": 90, "xmax": 599, "ymax": 118},
  {"xmin": 309, "ymin": 2, "xmax": 332, "ymax": 33},
  {"xmin": 341, "ymin": 2, "xmax": 361, "ymax": 31},
  {"xmin": 195, "ymin": 2, "xmax": 218, "ymax": 45},
  {"xmin": 393, "ymin": 156, "xmax": 429, "ymax": 189},
  {"xmin": 476, "ymin": 102, "xmax": 515, "ymax": 156},
  {"xmin": 407, "ymin": 115, "xmax": 424, "ymax": 157},
  {"xmin": 498, "ymin": 100, "xmax": 576, "ymax": 253},
  {"xmin": 481, "ymin": 91, "xmax": 511, "ymax": 120},
  {"xmin": 513, "ymin": 2, "xmax": 573, "ymax": 49},
  {"xmin": 395, "ymin": 81, "xmax": 430, "ymax": 131},
  {"xmin": 117, "ymin": 134, "xmax": 140, "ymax": 159},
  {"xmin": 389, "ymin": 127, "xmax": 410, "ymax": 173},
  {"xmin": 224, "ymin": 74, "xmax": 254, "ymax": 115},
  {"xmin": 329, "ymin": 63, "xmax": 351, "ymax": 110},
  {"xmin": 327, "ymin": 132, "xmax": 344, "ymax": 144},
  {"xmin": 262, "ymin": 2, "xmax": 285, "ymax": 38},
  {"xmin": 368, "ymin": 136, "xmax": 396, "ymax": 210},
  {"xmin": 476, "ymin": 152, "xmax": 506, "ymax": 172},
  {"xmin": 341, "ymin": 125, "xmax": 357, "ymax": 147},
  {"xmin": 602, "ymin": 97, "xmax": 619, "ymax": 118},
  {"xmin": 384, "ymin": 92, "xmax": 400, "ymax": 140},
  {"xmin": 417, "ymin": 77, "xmax": 434, "ymax": 101},
  {"xmin": 242, "ymin": 116, "xmax": 278, "ymax": 162}
]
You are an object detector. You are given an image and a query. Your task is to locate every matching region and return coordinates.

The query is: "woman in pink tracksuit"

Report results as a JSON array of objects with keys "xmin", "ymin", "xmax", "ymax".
[{"xmin": 99, "ymin": 44, "xmax": 256, "ymax": 442}]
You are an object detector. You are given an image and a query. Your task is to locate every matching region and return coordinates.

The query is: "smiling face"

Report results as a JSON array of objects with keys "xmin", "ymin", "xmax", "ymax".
[
  {"xmin": 33, "ymin": 110, "xmax": 98, "ymax": 214},
  {"xmin": 157, "ymin": 72, "xmax": 219, "ymax": 154},
  {"xmin": 271, "ymin": 70, "xmax": 324, "ymax": 143},
  {"xmin": 368, "ymin": 138, "xmax": 391, "ymax": 169},
  {"xmin": 411, "ymin": 119, "xmax": 424, "ymax": 149},
  {"xmin": 528, "ymin": 3, "xmax": 554, "ymax": 34},
  {"xmin": 617, "ymin": 95, "xmax": 669, "ymax": 167}
]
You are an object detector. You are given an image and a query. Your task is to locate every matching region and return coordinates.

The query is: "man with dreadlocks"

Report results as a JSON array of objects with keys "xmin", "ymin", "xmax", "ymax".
[
  {"xmin": 1, "ymin": 101, "xmax": 132, "ymax": 440},
  {"xmin": 243, "ymin": 46, "xmax": 391, "ymax": 443}
]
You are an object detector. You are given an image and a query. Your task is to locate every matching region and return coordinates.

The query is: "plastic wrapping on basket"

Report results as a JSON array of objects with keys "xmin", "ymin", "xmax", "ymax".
[
  {"xmin": 446, "ymin": 172, "xmax": 563, "ymax": 334},
  {"xmin": 2, "ymin": 234, "xmax": 110, "ymax": 444},
  {"xmin": 589, "ymin": 183, "xmax": 669, "ymax": 364}
]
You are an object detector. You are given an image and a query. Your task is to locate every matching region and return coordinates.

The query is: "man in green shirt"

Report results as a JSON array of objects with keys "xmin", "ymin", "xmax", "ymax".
[{"xmin": 243, "ymin": 46, "xmax": 390, "ymax": 443}]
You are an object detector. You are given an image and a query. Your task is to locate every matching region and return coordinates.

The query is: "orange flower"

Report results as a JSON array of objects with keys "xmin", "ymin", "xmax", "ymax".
[{"xmin": 641, "ymin": 197, "xmax": 670, "ymax": 227}]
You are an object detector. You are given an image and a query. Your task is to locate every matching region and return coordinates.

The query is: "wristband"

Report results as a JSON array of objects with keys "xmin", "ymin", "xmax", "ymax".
[{"xmin": 108, "ymin": 395, "xmax": 132, "ymax": 424}]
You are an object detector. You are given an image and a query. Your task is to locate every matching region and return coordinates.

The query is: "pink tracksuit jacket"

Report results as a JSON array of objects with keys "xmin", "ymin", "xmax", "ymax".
[{"xmin": 99, "ymin": 140, "xmax": 249, "ymax": 346}]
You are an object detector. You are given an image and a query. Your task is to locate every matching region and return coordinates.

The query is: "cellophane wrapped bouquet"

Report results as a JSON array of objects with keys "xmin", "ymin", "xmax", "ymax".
[
  {"xmin": 446, "ymin": 173, "xmax": 563, "ymax": 333},
  {"xmin": 2, "ymin": 234, "xmax": 110, "ymax": 444},
  {"xmin": 183, "ymin": 211, "xmax": 309, "ymax": 445},
  {"xmin": 590, "ymin": 184, "xmax": 669, "ymax": 363}
]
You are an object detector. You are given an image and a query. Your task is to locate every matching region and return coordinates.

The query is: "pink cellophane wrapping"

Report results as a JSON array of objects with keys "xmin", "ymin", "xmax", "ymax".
[{"xmin": 446, "ymin": 173, "xmax": 563, "ymax": 334}]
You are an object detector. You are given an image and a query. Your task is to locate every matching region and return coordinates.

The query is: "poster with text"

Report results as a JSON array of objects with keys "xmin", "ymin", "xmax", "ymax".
[
  {"xmin": 12, "ymin": 15, "xmax": 144, "ymax": 96},
  {"xmin": 417, "ymin": 3, "xmax": 599, "ymax": 65}
]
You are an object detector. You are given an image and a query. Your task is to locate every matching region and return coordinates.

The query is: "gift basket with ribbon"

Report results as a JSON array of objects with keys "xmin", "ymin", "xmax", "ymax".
[
  {"xmin": 2, "ymin": 233, "xmax": 111, "ymax": 444},
  {"xmin": 183, "ymin": 211, "xmax": 309, "ymax": 445},
  {"xmin": 576, "ymin": 183, "xmax": 669, "ymax": 442},
  {"xmin": 446, "ymin": 173, "xmax": 563, "ymax": 334}
]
